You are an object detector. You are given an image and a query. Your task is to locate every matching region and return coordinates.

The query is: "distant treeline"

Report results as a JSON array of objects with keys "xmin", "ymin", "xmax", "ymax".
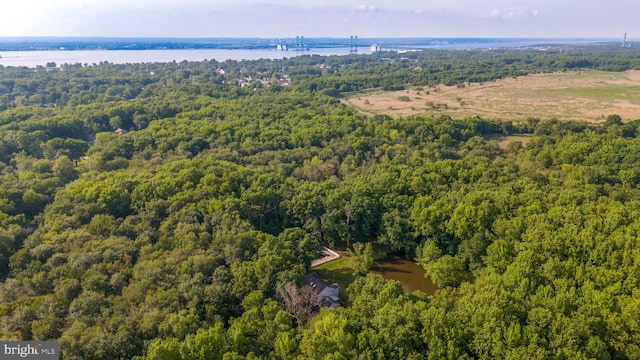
[
  {"xmin": 0, "ymin": 37, "xmax": 623, "ymax": 52},
  {"xmin": 0, "ymin": 37, "xmax": 360, "ymax": 51}
]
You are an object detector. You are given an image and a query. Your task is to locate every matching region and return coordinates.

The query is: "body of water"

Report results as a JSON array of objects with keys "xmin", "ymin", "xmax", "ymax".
[
  {"xmin": 0, "ymin": 48, "xmax": 361, "ymax": 68},
  {"xmin": 370, "ymin": 256, "xmax": 437, "ymax": 295},
  {"xmin": 0, "ymin": 37, "xmax": 615, "ymax": 68}
]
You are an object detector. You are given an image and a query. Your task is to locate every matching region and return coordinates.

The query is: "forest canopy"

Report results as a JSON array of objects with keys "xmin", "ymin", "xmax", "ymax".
[{"xmin": 1, "ymin": 46, "xmax": 640, "ymax": 359}]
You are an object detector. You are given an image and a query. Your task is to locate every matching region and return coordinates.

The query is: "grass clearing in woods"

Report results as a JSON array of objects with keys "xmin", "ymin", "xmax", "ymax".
[
  {"xmin": 344, "ymin": 70, "xmax": 640, "ymax": 122},
  {"xmin": 312, "ymin": 256, "xmax": 355, "ymax": 300}
]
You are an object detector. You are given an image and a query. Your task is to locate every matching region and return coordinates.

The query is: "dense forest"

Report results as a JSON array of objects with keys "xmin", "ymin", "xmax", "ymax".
[{"xmin": 1, "ymin": 46, "xmax": 640, "ymax": 359}]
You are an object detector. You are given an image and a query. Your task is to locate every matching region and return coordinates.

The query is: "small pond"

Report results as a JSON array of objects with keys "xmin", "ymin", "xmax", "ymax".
[{"xmin": 370, "ymin": 256, "xmax": 437, "ymax": 295}]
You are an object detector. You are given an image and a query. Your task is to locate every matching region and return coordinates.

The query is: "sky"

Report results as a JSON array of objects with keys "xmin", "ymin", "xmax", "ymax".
[{"xmin": 0, "ymin": 0, "xmax": 637, "ymax": 39}]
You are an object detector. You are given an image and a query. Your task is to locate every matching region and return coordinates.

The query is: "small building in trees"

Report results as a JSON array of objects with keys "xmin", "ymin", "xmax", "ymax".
[
  {"xmin": 303, "ymin": 272, "xmax": 340, "ymax": 308},
  {"xmin": 279, "ymin": 274, "xmax": 340, "ymax": 325}
]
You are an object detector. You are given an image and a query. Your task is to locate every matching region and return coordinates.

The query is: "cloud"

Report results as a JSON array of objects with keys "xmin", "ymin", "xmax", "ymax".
[
  {"xmin": 490, "ymin": 7, "xmax": 541, "ymax": 20},
  {"xmin": 352, "ymin": 4, "xmax": 378, "ymax": 12}
]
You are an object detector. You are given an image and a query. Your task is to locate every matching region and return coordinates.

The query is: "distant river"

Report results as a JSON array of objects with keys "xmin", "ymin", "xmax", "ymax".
[
  {"xmin": 0, "ymin": 38, "xmax": 612, "ymax": 67},
  {"xmin": 0, "ymin": 48, "xmax": 365, "ymax": 67}
]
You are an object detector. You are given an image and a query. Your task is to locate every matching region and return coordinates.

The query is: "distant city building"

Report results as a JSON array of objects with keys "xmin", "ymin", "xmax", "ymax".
[
  {"xmin": 276, "ymin": 44, "xmax": 288, "ymax": 51},
  {"xmin": 370, "ymin": 44, "xmax": 381, "ymax": 52}
]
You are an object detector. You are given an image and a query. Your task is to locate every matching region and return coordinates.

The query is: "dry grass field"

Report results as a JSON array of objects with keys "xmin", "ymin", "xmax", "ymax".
[{"xmin": 344, "ymin": 70, "xmax": 640, "ymax": 123}]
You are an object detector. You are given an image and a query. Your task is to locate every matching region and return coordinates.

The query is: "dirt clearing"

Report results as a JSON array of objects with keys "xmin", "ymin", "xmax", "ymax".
[{"xmin": 344, "ymin": 70, "xmax": 640, "ymax": 122}]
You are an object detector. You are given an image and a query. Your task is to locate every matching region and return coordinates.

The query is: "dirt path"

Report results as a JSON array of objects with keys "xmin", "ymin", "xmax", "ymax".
[{"xmin": 311, "ymin": 247, "xmax": 341, "ymax": 267}]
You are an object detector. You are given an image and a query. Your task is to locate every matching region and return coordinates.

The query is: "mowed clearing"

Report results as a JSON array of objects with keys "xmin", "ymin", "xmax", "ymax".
[{"xmin": 344, "ymin": 70, "xmax": 640, "ymax": 122}]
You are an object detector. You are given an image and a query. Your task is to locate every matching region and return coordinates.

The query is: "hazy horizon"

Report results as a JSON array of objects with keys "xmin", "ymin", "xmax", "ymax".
[
  {"xmin": 0, "ymin": 0, "xmax": 637, "ymax": 40},
  {"xmin": 0, "ymin": 36, "xmax": 625, "ymax": 40}
]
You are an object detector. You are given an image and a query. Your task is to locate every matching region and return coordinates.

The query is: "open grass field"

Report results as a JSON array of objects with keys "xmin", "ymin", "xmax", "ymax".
[
  {"xmin": 344, "ymin": 70, "xmax": 640, "ymax": 122},
  {"xmin": 312, "ymin": 257, "xmax": 355, "ymax": 300}
]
